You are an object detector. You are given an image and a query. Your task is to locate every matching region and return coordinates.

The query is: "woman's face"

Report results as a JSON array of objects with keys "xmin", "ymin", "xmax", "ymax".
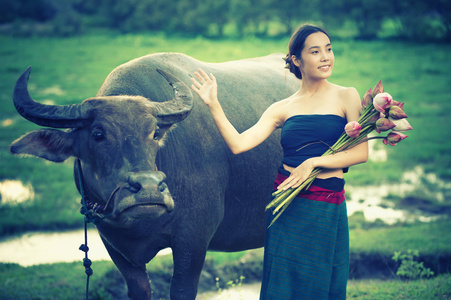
[{"xmin": 293, "ymin": 32, "xmax": 334, "ymax": 81}]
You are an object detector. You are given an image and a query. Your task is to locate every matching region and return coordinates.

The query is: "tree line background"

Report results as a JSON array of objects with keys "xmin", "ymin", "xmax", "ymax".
[{"xmin": 0, "ymin": 0, "xmax": 450, "ymax": 41}]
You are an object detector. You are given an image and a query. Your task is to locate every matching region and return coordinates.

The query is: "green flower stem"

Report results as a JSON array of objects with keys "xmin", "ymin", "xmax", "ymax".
[
  {"xmin": 269, "ymin": 168, "xmax": 321, "ymax": 209},
  {"xmin": 267, "ymin": 169, "xmax": 321, "ymax": 227},
  {"xmin": 357, "ymin": 107, "xmax": 379, "ymax": 127}
]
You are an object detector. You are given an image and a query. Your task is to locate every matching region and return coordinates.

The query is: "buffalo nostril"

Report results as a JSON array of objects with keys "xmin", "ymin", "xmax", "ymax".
[{"xmin": 159, "ymin": 182, "xmax": 167, "ymax": 192}]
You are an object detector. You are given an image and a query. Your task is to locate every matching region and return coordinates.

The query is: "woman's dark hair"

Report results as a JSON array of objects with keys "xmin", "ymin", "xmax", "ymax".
[{"xmin": 285, "ymin": 24, "xmax": 330, "ymax": 80}]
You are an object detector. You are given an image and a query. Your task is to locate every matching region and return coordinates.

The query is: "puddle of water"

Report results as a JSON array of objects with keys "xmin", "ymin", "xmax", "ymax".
[
  {"xmin": 346, "ymin": 165, "xmax": 448, "ymax": 224},
  {"xmin": 0, "ymin": 180, "xmax": 35, "ymax": 205},
  {"xmin": 368, "ymin": 139, "xmax": 387, "ymax": 162},
  {"xmin": 0, "ymin": 228, "xmax": 171, "ymax": 267},
  {"xmin": 347, "ymin": 197, "xmax": 407, "ymax": 225},
  {"xmin": 0, "ymin": 229, "xmax": 109, "ymax": 266}
]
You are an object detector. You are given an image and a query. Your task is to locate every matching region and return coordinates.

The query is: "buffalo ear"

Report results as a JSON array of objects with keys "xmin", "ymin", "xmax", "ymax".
[{"xmin": 10, "ymin": 129, "xmax": 74, "ymax": 162}]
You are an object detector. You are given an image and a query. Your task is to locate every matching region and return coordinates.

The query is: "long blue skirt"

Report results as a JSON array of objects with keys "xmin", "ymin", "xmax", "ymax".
[{"xmin": 260, "ymin": 176, "xmax": 349, "ymax": 300}]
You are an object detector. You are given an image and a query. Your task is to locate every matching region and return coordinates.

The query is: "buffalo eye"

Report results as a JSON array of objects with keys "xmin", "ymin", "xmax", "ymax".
[
  {"xmin": 153, "ymin": 128, "xmax": 161, "ymax": 140},
  {"xmin": 92, "ymin": 129, "xmax": 105, "ymax": 141}
]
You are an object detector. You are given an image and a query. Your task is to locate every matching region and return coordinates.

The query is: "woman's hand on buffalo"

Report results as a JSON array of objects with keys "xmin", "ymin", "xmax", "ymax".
[{"xmin": 191, "ymin": 69, "xmax": 218, "ymax": 107}]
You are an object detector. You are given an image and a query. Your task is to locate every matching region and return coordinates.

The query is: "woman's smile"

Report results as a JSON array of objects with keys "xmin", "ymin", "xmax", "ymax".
[{"xmin": 319, "ymin": 65, "xmax": 331, "ymax": 71}]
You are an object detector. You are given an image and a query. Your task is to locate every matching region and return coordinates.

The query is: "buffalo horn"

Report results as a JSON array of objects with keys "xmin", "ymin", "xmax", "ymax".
[
  {"xmin": 13, "ymin": 67, "xmax": 91, "ymax": 128},
  {"xmin": 154, "ymin": 69, "xmax": 194, "ymax": 125}
]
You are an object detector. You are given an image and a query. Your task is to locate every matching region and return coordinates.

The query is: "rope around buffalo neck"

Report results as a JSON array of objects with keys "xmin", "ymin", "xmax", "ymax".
[
  {"xmin": 79, "ymin": 219, "xmax": 93, "ymax": 300},
  {"xmin": 76, "ymin": 158, "xmax": 94, "ymax": 300},
  {"xmin": 75, "ymin": 158, "xmax": 123, "ymax": 299}
]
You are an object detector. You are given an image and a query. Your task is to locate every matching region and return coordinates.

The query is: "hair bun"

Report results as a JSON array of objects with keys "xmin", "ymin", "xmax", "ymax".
[{"xmin": 284, "ymin": 53, "xmax": 293, "ymax": 70}]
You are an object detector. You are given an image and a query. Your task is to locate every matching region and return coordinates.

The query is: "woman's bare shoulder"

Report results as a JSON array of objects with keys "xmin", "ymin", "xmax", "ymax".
[
  {"xmin": 329, "ymin": 83, "xmax": 358, "ymax": 96},
  {"xmin": 327, "ymin": 83, "xmax": 361, "ymax": 120},
  {"xmin": 268, "ymin": 91, "xmax": 300, "ymax": 111},
  {"xmin": 264, "ymin": 93, "xmax": 299, "ymax": 126},
  {"xmin": 329, "ymin": 84, "xmax": 360, "ymax": 104}
]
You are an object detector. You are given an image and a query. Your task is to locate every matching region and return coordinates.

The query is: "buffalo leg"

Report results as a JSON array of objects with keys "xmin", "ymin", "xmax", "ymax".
[
  {"xmin": 101, "ymin": 237, "xmax": 153, "ymax": 299},
  {"xmin": 170, "ymin": 245, "xmax": 208, "ymax": 300}
]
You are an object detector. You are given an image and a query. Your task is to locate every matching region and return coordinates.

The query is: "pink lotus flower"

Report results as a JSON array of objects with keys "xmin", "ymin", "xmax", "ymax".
[
  {"xmin": 388, "ymin": 105, "xmax": 408, "ymax": 120},
  {"xmin": 373, "ymin": 92, "xmax": 393, "ymax": 113},
  {"xmin": 375, "ymin": 118, "xmax": 396, "ymax": 133},
  {"xmin": 345, "ymin": 121, "xmax": 362, "ymax": 138},
  {"xmin": 391, "ymin": 118, "xmax": 413, "ymax": 132},
  {"xmin": 383, "ymin": 131, "xmax": 408, "ymax": 146}
]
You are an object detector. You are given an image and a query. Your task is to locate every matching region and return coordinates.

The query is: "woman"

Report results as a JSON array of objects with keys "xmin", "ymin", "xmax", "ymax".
[{"xmin": 191, "ymin": 24, "xmax": 368, "ymax": 299}]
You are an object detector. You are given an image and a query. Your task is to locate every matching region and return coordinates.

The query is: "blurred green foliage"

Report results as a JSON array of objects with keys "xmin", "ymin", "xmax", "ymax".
[{"xmin": 0, "ymin": 0, "xmax": 450, "ymax": 41}]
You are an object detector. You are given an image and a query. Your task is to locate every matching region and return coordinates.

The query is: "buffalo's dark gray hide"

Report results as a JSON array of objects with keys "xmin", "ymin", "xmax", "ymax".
[{"xmin": 10, "ymin": 52, "xmax": 300, "ymax": 299}]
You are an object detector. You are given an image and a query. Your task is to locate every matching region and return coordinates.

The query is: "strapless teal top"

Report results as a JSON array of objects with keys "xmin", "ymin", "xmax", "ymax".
[{"xmin": 281, "ymin": 114, "xmax": 347, "ymax": 171}]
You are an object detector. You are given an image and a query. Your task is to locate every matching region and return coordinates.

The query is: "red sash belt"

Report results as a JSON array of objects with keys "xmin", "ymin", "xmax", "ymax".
[{"xmin": 273, "ymin": 171, "xmax": 345, "ymax": 205}]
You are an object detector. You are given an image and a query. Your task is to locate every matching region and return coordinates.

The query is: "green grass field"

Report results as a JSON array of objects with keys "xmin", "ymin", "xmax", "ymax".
[
  {"xmin": 1, "ymin": 249, "xmax": 450, "ymax": 299},
  {"xmin": 1, "ymin": 32, "xmax": 450, "ymax": 235},
  {"xmin": 0, "ymin": 32, "xmax": 450, "ymax": 299}
]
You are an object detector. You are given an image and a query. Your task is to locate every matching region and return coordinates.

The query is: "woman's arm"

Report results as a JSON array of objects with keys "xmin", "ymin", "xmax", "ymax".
[
  {"xmin": 191, "ymin": 69, "xmax": 282, "ymax": 154},
  {"xmin": 278, "ymin": 87, "xmax": 369, "ymax": 190},
  {"xmin": 278, "ymin": 141, "xmax": 368, "ymax": 191}
]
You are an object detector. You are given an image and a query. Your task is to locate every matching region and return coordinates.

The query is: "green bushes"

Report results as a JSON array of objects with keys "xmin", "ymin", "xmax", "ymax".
[
  {"xmin": 392, "ymin": 250, "xmax": 434, "ymax": 280},
  {"xmin": 1, "ymin": 0, "xmax": 450, "ymax": 40}
]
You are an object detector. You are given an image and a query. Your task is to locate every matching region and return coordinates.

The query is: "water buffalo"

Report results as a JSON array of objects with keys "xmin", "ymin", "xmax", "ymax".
[{"xmin": 10, "ymin": 52, "xmax": 299, "ymax": 299}]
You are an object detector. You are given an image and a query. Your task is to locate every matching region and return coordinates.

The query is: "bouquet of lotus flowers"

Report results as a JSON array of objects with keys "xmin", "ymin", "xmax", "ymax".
[{"xmin": 266, "ymin": 81, "xmax": 412, "ymax": 226}]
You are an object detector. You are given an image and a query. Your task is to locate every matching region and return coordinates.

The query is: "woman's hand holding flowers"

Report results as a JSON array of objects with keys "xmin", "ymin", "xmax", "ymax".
[{"xmin": 278, "ymin": 159, "xmax": 315, "ymax": 191}]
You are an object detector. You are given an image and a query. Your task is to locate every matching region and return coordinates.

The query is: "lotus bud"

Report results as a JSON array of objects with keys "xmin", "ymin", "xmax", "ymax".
[
  {"xmin": 372, "ymin": 80, "xmax": 384, "ymax": 97},
  {"xmin": 368, "ymin": 112, "xmax": 380, "ymax": 124},
  {"xmin": 373, "ymin": 92, "xmax": 393, "ymax": 113},
  {"xmin": 391, "ymin": 118, "xmax": 412, "ymax": 132},
  {"xmin": 392, "ymin": 100, "xmax": 404, "ymax": 109},
  {"xmin": 383, "ymin": 131, "xmax": 408, "ymax": 146},
  {"xmin": 388, "ymin": 105, "xmax": 408, "ymax": 120},
  {"xmin": 345, "ymin": 121, "xmax": 361, "ymax": 138},
  {"xmin": 375, "ymin": 118, "xmax": 396, "ymax": 133},
  {"xmin": 362, "ymin": 89, "xmax": 373, "ymax": 108}
]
